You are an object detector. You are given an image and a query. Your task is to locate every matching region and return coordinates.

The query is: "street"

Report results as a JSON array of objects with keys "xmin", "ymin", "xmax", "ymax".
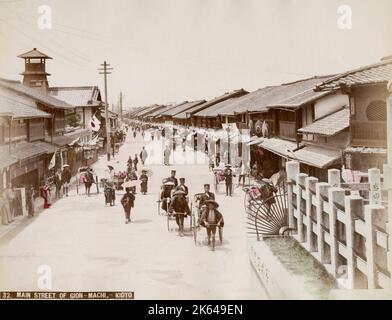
[{"xmin": 0, "ymin": 132, "xmax": 266, "ymax": 299}]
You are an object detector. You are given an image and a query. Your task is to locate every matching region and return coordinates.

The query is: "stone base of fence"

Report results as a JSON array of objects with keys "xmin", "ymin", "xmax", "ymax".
[
  {"xmin": 329, "ymin": 289, "xmax": 392, "ymax": 300},
  {"xmin": 249, "ymin": 237, "xmax": 337, "ymax": 299}
]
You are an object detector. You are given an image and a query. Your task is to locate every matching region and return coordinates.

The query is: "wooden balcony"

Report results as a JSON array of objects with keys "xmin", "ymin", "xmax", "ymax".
[
  {"xmin": 351, "ymin": 120, "xmax": 386, "ymax": 147},
  {"xmin": 279, "ymin": 121, "xmax": 297, "ymax": 141}
]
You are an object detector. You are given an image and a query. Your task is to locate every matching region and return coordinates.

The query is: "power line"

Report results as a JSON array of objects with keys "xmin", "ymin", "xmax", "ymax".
[
  {"xmin": 1, "ymin": 9, "xmax": 96, "ymax": 66},
  {"xmin": 0, "ymin": 18, "xmax": 95, "ymax": 72}
]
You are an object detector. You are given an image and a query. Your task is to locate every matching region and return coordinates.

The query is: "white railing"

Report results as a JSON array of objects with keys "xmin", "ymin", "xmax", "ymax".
[{"xmin": 286, "ymin": 161, "xmax": 391, "ymax": 290}]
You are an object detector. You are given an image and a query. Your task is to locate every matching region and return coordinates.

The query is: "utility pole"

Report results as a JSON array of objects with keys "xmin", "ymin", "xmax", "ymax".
[
  {"xmin": 385, "ymin": 81, "xmax": 392, "ymax": 286},
  {"xmin": 119, "ymin": 92, "xmax": 123, "ymax": 124},
  {"xmin": 98, "ymin": 61, "xmax": 113, "ymax": 161}
]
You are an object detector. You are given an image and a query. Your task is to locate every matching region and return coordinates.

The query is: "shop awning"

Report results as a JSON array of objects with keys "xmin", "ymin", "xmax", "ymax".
[
  {"xmin": 298, "ymin": 108, "xmax": 349, "ymax": 136},
  {"xmin": 258, "ymin": 138, "xmax": 298, "ymax": 158},
  {"xmin": 248, "ymin": 136, "xmax": 265, "ymax": 146},
  {"xmin": 258, "ymin": 138, "xmax": 341, "ymax": 169},
  {"xmin": 293, "ymin": 145, "xmax": 341, "ymax": 169}
]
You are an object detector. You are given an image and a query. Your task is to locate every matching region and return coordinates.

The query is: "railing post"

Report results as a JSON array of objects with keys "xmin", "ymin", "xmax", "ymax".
[
  {"xmin": 286, "ymin": 161, "xmax": 300, "ymax": 229},
  {"xmin": 368, "ymin": 168, "xmax": 381, "ymax": 205},
  {"xmin": 365, "ymin": 204, "xmax": 385, "ymax": 289},
  {"xmin": 328, "ymin": 187, "xmax": 345, "ymax": 277},
  {"xmin": 328, "ymin": 169, "xmax": 341, "ymax": 188},
  {"xmin": 305, "ymin": 177, "xmax": 318, "ymax": 252},
  {"xmin": 384, "ymin": 162, "xmax": 392, "ymax": 287},
  {"xmin": 315, "ymin": 182, "xmax": 330, "ymax": 263},
  {"xmin": 345, "ymin": 195, "xmax": 364, "ymax": 289},
  {"xmin": 296, "ymin": 173, "xmax": 308, "ymax": 243}
]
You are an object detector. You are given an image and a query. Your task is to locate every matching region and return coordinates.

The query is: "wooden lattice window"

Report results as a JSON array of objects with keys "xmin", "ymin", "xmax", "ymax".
[{"xmin": 366, "ymin": 100, "xmax": 386, "ymax": 121}]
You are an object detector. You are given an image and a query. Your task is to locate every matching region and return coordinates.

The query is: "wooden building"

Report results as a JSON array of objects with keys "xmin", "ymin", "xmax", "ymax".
[{"xmin": 315, "ymin": 56, "xmax": 392, "ymax": 175}]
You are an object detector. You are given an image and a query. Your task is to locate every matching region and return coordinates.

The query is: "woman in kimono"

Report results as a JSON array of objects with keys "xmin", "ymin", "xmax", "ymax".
[
  {"xmin": 41, "ymin": 181, "xmax": 51, "ymax": 209},
  {"xmin": 139, "ymin": 170, "xmax": 148, "ymax": 195}
]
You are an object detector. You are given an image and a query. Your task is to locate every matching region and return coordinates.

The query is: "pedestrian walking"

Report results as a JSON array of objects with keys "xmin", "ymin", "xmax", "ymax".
[
  {"xmin": 61, "ymin": 165, "xmax": 71, "ymax": 196},
  {"xmin": 140, "ymin": 146, "xmax": 148, "ymax": 165},
  {"xmin": 54, "ymin": 169, "xmax": 62, "ymax": 199},
  {"xmin": 169, "ymin": 190, "xmax": 191, "ymax": 237},
  {"xmin": 84, "ymin": 168, "xmax": 94, "ymax": 196},
  {"xmin": 133, "ymin": 154, "xmax": 139, "ymax": 171},
  {"xmin": 224, "ymin": 164, "xmax": 233, "ymax": 196},
  {"xmin": 139, "ymin": 169, "xmax": 148, "ymax": 195},
  {"xmin": 4, "ymin": 184, "xmax": 15, "ymax": 221},
  {"xmin": 121, "ymin": 187, "xmax": 135, "ymax": 224},
  {"xmin": 238, "ymin": 161, "xmax": 248, "ymax": 187},
  {"xmin": 26, "ymin": 185, "xmax": 35, "ymax": 217},
  {"xmin": 163, "ymin": 145, "xmax": 171, "ymax": 165}
]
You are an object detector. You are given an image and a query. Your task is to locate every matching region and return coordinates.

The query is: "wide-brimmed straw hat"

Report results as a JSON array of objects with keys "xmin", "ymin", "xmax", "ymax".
[
  {"xmin": 163, "ymin": 181, "xmax": 175, "ymax": 186},
  {"xmin": 173, "ymin": 190, "xmax": 186, "ymax": 196},
  {"xmin": 205, "ymin": 200, "xmax": 219, "ymax": 208}
]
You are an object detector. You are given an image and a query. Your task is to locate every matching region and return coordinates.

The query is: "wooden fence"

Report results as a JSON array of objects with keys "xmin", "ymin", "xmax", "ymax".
[{"xmin": 286, "ymin": 161, "xmax": 391, "ymax": 289}]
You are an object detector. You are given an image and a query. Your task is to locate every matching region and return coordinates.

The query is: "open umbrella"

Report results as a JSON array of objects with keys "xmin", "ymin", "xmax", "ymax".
[
  {"xmin": 139, "ymin": 168, "xmax": 153, "ymax": 177},
  {"xmin": 122, "ymin": 180, "xmax": 139, "ymax": 188}
]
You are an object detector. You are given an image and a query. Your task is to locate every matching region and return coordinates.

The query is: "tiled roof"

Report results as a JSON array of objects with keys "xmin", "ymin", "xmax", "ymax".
[
  {"xmin": 161, "ymin": 100, "xmax": 206, "ymax": 117},
  {"xmin": 0, "ymin": 78, "xmax": 74, "ymax": 110},
  {"xmin": 0, "ymin": 141, "xmax": 56, "ymax": 164},
  {"xmin": 138, "ymin": 105, "xmax": 165, "ymax": 118},
  {"xmin": 174, "ymin": 89, "xmax": 248, "ymax": 119},
  {"xmin": 18, "ymin": 48, "xmax": 52, "ymax": 59},
  {"xmin": 49, "ymin": 86, "xmax": 101, "ymax": 108},
  {"xmin": 128, "ymin": 107, "xmax": 148, "ymax": 117},
  {"xmin": 146, "ymin": 105, "xmax": 175, "ymax": 118},
  {"xmin": 216, "ymin": 76, "xmax": 333, "ymax": 115},
  {"xmin": 0, "ymin": 151, "xmax": 17, "ymax": 170},
  {"xmin": 0, "ymin": 95, "xmax": 51, "ymax": 119},
  {"xmin": 298, "ymin": 108, "xmax": 350, "ymax": 136},
  {"xmin": 193, "ymin": 97, "xmax": 240, "ymax": 117},
  {"xmin": 315, "ymin": 58, "xmax": 392, "ymax": 91}
]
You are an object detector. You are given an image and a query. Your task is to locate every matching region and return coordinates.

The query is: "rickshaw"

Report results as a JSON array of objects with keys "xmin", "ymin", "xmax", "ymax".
[
  {"xmin": 191, "ymin": 194, "xmax": 223, "ymax": 250},
  {"xmin": 157, "ymin": 179, "xmax": 175, "ymax": 216},
  {"xmin": 165, "ymin": 188, "xmax": 193, "ymax": 233},
  {"xmin": 212, "ymin": 166, "xmax": 237, "ymax": 193},
  {"xmin": 244, "ymin": 178, "xmax": 290, "ymax": 239}
]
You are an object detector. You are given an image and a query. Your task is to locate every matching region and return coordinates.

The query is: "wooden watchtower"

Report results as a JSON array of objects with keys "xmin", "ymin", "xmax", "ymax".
[{"xmin": 18, "ymin": 48, "xmax": 52, "ymax": 92}]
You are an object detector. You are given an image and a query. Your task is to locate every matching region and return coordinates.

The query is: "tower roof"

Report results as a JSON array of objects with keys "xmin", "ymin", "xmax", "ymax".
[{"xmin": 18, "ymin": 48, "xmax": 52, "ymax": 59}]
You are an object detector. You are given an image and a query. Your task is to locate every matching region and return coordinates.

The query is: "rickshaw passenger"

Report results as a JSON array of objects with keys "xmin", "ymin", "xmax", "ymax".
[
  {"xmin": 169, "ymin": 190, "xmax": 191, "ymax": 237},
  {"xmin": 198, "ymin": 184, "xmax": 215, "ymax": 208},
  {"xmin": 160, "ymin": 181, "xmax": 174, "ymax": 212}
]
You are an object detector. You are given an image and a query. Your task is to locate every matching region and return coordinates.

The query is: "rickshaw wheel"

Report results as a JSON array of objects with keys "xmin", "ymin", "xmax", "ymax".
[
  {"xmin": 211, "ymin": 236, "xmax": 216, "ymax": 251},
  {"xmin": 192, "ymin": 219, "xmax": 197, "ymax": 245},
  {"xmin": 219, "ymin": 228, "xmax": 223, "ymax": 244},
  {"xmin": 214, "ymin": 175, "xmax": 218, "ymax": 192}
]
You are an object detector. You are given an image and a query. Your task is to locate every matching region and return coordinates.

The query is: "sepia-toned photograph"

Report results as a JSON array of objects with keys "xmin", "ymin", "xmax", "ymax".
[{"xmin": 1, "ymin": 0, "xmax": 392, "ymax": 307}]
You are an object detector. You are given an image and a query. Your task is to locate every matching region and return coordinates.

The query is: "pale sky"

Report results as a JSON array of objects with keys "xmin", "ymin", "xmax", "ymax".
[{"xmin": 0, "ymin": 0, "xmax": 391, "ymax": 110}]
